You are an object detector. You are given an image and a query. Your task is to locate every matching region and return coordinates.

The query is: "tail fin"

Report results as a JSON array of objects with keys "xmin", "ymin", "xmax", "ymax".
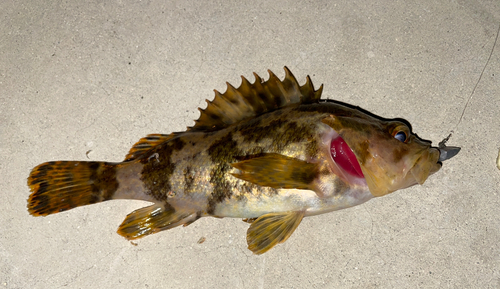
[{"xmin": 27, "ymin": 161, "xmax": 119, "ymax": 216}]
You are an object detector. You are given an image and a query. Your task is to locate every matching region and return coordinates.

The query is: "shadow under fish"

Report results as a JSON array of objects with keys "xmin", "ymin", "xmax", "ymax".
[{"xmin": 27, "ymin": 67, "xmax": 460, "ymax": 254}]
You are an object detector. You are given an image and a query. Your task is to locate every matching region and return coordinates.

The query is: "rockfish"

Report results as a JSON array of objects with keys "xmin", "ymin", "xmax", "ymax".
[{"xmin": 27, "ymin": 67, "xmax": 460, "ymax": 254}]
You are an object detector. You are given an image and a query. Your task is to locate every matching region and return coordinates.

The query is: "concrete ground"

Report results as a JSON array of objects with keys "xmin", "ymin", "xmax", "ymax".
[{"xmin": 2, "ymin": 0, "xmax": 500, "ymax": 288}]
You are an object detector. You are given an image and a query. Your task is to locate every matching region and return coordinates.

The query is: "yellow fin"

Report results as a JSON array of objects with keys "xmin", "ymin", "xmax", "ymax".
[
  {"xmin": 117, "ymin": 203, "xmax": 197, "ymax": 240},
  {"xmin": 231, "ymin": 153, "xmax": 318, "ymax": 189},
  {"xmin": 242, "ymin": 218, "xmax": 256, "ymax": 223},
  {"xmin": 27, "ymin": 161, "xmax": 118, "ymax": 216},
  {"xmin": 124, "ymin": 133, "xmax": 177, "ymax": 161},
  {"xmin": 190, "ymin": 67, "xmax": 323, "ymax": 132},
  {"xmin": 247, "ymin": 211, "xmax": 305, "ymax": 255}
]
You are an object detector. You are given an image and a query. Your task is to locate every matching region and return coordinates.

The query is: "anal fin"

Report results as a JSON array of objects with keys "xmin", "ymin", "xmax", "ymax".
[
  {"xmin": 231, "ymin": 153, "xmax": 318, "ymax": 190},
  {"xmin": 117, "ymin": 203, "xmax": 197, "ymax": 240},
  {"xmin": 247, "ymin": 211, "xmax": 305, "ymax": 255}
]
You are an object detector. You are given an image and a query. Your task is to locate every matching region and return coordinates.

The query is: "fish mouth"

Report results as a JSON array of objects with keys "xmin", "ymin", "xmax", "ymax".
[
  {"xmin": 330, "ymin": 136, "xmax": 365, "ymax": 180},
  {"xmin": 407, "ymin": 142, "xmax": 460, "ymax": 184},
  {"xmin": 405, "ymin": 145, "xmax": 445, "ymax": 186},
  {"xmin": 408, "ymin": 145, "xmax": 460, "ymax": 185}
]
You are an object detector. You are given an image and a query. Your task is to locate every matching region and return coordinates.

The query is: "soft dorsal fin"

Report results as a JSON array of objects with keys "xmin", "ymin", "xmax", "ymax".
[
  {"xmin": 124, "ymin": 133, "xmax": 177, "ymax": 161},
  {"xmin": 189, "ymin": 67, "xmax": 323, "ymax": 132}
]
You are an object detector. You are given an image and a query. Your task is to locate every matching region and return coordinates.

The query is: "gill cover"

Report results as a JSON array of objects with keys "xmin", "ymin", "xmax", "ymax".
[{"xmin": 322, "ymin": 114, "xmax": 442, "ymax": 197}]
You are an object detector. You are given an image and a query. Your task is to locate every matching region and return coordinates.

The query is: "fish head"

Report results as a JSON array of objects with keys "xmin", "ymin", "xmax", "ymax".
[{"xmin": 322, "ymin": 113, "xmax": 443, "ymax": 197}]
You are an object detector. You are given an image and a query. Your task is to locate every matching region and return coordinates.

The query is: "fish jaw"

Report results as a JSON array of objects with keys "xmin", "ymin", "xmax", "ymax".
[{"xmin": 360, "ymin": 142, "xmax": 441, "ymax": 197}]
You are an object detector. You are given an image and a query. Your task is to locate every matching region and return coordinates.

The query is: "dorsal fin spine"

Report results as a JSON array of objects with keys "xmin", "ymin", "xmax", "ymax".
[
  {"xmin": 241, "ymin": 76, "xmax": 268, "ymax": 115},
  {"xmin": 187, "ymin": 67, "xmax": 323, "ymax": 132},
  {"xmin": 267, "ymin": 70, "xmax": 289, "ymax": 105},
  {"xmin": 228, "ymin": 82, "xmax": 253, "ymax": 112},
  {"xmin": 225, "ymin": 82, "xmax": 246, "ymax": 118}
]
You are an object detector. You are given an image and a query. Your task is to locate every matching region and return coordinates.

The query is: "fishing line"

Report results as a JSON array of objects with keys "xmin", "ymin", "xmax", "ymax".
[{"xmin": 440, "ymin": 23, "xmax": 500, "ymax": 147}]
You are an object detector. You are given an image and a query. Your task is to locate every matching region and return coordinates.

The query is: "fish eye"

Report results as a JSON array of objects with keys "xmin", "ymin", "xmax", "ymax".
[{"xmin": 393, "ymin": 131, "xmax": 408, "ymax": 143}]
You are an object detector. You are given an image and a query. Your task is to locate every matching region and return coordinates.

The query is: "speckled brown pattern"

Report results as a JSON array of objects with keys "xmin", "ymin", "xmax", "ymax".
[
  {"xmin": 28, "ymin": 161, "xmax": 118, "ymax": 216},
  {"xmin": 26, "ymin": 68, "xmax": 444, "ymax": 254}
]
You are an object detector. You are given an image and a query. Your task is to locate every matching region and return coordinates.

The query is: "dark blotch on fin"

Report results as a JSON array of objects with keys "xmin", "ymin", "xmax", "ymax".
[
  {"xmin": 27, "ymin": 161, "xmax": 118, "ymax": 216},
  {"xmin": 231, "ymin": 153, "xmax": 318, "ymax": 190}
]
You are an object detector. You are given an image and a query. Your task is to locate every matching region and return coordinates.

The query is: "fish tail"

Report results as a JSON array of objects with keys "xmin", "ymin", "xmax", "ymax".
[{"xmin": 27, "ymin": 161, "xmax": 120, "ymax": 216}]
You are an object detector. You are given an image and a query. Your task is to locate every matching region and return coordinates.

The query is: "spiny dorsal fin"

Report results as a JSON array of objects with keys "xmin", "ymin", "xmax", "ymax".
[
  {"xmin": 231, "ymin": 153, "xmax": 319, "ymax": 190},
  {"xmin": 189, "ymin": 67, "xmax": 323, "ymax": 131},
  {"xmin": 124, "ymin": 68, "xmax": 323, "ymax": 160},
  {"xmin": 124, "ymin": 133, "xmax": 178, "ymax": 161}
]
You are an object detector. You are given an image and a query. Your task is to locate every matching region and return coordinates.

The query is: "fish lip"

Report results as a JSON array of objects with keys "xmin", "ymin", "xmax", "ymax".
[
  {"xmin": 404, "ymin": 146, "xmax": 442, "ymax": 186},
  {"xmin": 438, "ymin": 146, "xmax": 461, "ymax": 162}
]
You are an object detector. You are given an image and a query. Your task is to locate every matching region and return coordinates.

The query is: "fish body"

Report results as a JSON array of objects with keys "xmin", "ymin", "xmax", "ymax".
[
  {"xmin": 28, "ymin": 68, "xmax": 456, "ymax": 254},
  {"xmin": 126, "ymin": 105, "xmax": 372, "ymax": 219}
]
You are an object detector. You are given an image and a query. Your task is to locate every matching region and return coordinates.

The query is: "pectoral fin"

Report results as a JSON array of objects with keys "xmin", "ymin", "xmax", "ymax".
[
  {"xmin": 231, "ymin": 153, "xmax": 318, "ymax": 190},
  {"xmin": 247, "ymin": 211, "xmax": 305, "ymax": 255}
]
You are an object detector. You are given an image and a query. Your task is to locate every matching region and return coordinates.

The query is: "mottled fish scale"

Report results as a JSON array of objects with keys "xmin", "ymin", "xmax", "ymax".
[{"xmin": 27, "ymin": 67, "xmax": 456, "ymax": 255}]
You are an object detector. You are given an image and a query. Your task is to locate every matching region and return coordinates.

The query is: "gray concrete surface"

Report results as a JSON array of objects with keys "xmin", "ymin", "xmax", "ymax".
[{"xmin": 2, "ymin": 0, "xmax": 500, "ymax": 288}]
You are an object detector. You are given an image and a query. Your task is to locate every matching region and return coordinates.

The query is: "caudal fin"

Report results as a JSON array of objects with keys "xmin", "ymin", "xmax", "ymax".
[{"xmin": 27, "ymin": 161, "xmax": 119, "ymax": 216}]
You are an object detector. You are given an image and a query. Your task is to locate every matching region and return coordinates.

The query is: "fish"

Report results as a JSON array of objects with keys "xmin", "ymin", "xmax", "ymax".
[{"xmin": 27, "ymin": 67, "xmax": 460, "ymax": 254}]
